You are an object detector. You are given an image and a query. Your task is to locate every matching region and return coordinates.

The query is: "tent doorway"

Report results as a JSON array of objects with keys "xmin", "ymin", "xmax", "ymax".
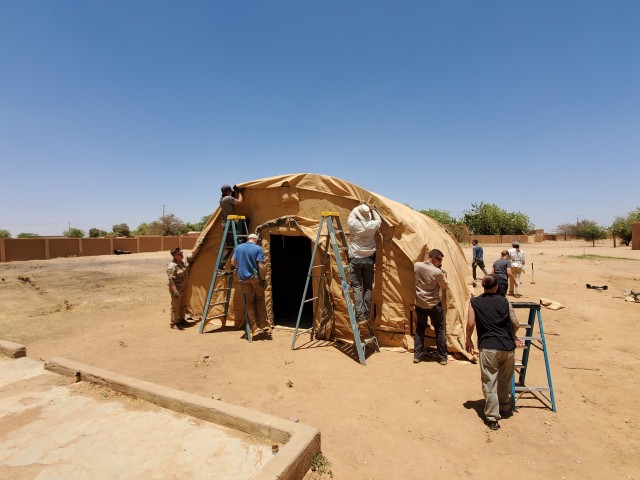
[{"xmin": 270, "ymin": 234, "xmax": 313, "ymax": 328}]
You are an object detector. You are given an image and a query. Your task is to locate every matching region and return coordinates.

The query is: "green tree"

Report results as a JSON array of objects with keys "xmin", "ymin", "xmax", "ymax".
[
  {"xmin": 463, "ymin": 203, "xmax": 503, "ymax": 235},
  {"xmin": 64, "ymin": 227, "xmax": 85, "ymax": 238},
  {"xmin": 504, "ymin": 211, "xmax": 533, "ymax": 235},
  {"xmin": 133, "ymin": 222, "xmax": 152, "ymax": 236},
  {"xmin": 161, "ymin": 213, "xmax": 188, "ymax": 236},
  {"xmin": 462, "ymin": 202, "xmax": 533, "ymax": 235},
  {"xmin": 577, "ymin": 220, "xmax": 607, "ymax": 246},
  {"xmin": 419, "ymin": 209, "xmax": 457, "ymax": 225},
  {"xmin": 135, "ymin": 214, "xmax": 189, "ymax": 236},
  {"xmin": 112, "ymin": 223, "xmax": 131, "ymax": 237},
  {"xmin": 611, "ymin": 207, "xmax": 640, "ymax": 246},
  {"xmin": 89, "ymin": 228, "xmax": 108, "ymax": 238},
  {"xmin": 555, "ymin": 223, "xmax": 577, "ymax": 239},
  {"xmin": 0, "ymin": 229, "xmax": 11, "ymax": 238},
  {"xmin": 147, "ymin": 221, "xmax": 164, "ymax": 235},
  {"xmin": 17, "ymin": 233, "xmax": 40, "ymax": 238},
  {"xmin": 186, "ymin": 215, "xmax": 211, "ymax": 232}
]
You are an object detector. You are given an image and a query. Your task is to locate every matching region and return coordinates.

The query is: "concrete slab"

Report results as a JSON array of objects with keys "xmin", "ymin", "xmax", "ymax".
[{"xmin": 0, "ymin": 354, "xmax": 320, "ymax": 479}]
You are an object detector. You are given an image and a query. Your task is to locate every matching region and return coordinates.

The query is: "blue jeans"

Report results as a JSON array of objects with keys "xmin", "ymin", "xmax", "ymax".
[
  {"xmin": 348, "ymin": 256, "xmax": 375, "ymax": 321},
  {"xmin": 413, "ymin": 303, "xmax": 447, "ymax": 361}
]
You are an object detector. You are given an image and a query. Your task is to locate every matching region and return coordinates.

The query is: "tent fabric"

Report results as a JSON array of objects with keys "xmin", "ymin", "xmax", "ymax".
[{"xmin": 187, "ymin": 173, "xmax": 474, "ymax": 360}]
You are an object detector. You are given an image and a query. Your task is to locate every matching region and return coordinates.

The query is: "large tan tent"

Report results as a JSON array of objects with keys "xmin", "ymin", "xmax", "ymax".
[{"xmin": 188, "ymin": 173, "xmax": 474, "ymax": 360}]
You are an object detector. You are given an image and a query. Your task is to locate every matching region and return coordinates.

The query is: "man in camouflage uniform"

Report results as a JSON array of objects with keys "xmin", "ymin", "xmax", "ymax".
[{"xmin": 167, "ymin": 246, "xmax": 191, "ymax": 330}]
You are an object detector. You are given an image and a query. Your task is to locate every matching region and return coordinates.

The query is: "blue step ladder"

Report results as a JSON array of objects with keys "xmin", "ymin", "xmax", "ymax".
[
  {"xmin": 510, "ymin": 302, "xmax": 557, "ymax": 412},
  {"xmin": 199, "ymin": 215, "xmax": 255, "ymax": 341},
  {"xmin": 291, "ymin": 211, "xmax": 379, "ymax": 365}
]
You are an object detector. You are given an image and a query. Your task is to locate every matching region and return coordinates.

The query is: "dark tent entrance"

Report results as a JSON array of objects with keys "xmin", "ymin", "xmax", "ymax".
[{"xmin": 269, "ymin": 234, "xmax": 313, "ymax": 328}]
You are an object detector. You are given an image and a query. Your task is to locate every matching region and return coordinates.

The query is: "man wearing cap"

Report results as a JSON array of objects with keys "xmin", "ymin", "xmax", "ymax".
[
  {"xmin": 167, "ymin": 247, "xmax": 192, "ymax": 330},
  {"xmin": 413, "ymin": 249, "xmax": 449, "ymax": 365},
  {"xmin": 232, "ymin": 233, "xmax": 270, "ymax": 336},
  {"xmin": 507, "ymin": 242, "xmax": 525, "ymax": 297},
  {"xmin": 347, "ymin": 203, "xmax": 382, "ymax": 339},
  {"xmin": 219, "ymin": 184, "xmax": 243, "ymax": 268},
  {"xmin": 220, "ymin": 184, "xmax": 242, "ymax": 220}
]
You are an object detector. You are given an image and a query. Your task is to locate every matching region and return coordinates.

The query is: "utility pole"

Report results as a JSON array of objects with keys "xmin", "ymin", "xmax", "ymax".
[
  {"xmin": 162, "ymin": 205, "xmax": 166, "ymax": 236},
  {"xmin": 68, "ymin": 221, "xmax": 71, "ymax": 237},
  {"xmin": 575, "ymin": 215, "xmax": 580, "ymax": 239}
]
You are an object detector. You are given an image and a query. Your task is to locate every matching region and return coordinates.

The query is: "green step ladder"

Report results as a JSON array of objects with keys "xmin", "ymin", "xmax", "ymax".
[
  {"xmin": 291, "ymin": 211, "xmax": 379, "ymax": 365},
  {"xmin": 510, "ymin": 302, "xmax": 557, "ymax": 412},
  {"xmin": 199, "ymin": 215, "xmax": 253, "ymax": 340}
]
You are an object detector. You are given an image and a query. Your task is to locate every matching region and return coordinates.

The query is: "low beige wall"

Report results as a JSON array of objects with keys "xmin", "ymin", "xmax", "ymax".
[
  {"xmin": 0, "ymin": 235, "xmax": 199, "ymax": 263},
  {"xmin": 2, "ymin": 238, "xmax": 47, "ymax": 262},
  {"xmin": 49, "ymin": 238, "xmax": 81, "ymax": 259},
  {"xmin": 83, "ymin": 238, "xmax": 113, "ymax": 256},
  {"xmin": 466, "ymin": 234, "xmax": 531, "ymax": 245}
]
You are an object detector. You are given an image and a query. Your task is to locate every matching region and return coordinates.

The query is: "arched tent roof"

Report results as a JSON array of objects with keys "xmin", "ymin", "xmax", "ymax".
[{"xmin": 188, "ymin": 173, "xmax": 473, "ymax": 360}]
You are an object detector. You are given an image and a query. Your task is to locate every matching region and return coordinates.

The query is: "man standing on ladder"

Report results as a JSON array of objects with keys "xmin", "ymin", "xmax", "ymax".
[
  {"xmin": 347, "ymin": 203, "xmax": 381, "ymax": 340},
  {"xmin": 465, "ymin": 274, "xmax": 523, "ymax": 430},
  {"xmin": 232, "ymin": 233, "xmax": 270, "ymax": 336},
  {"xmin": 219, "ymin": 184, "xmax": 243, "ymax": 269}
]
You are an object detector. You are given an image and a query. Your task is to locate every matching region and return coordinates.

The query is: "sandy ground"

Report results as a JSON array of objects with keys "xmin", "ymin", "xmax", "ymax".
[{"xmin": 1, "ymin": 240, "xmax": 639, "ymax": 480}]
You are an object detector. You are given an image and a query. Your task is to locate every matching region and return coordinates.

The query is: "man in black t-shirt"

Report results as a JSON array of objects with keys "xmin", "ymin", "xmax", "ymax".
[{"xmin": 465, "ymin": 275, "xmax": 523, "ymax": 431}]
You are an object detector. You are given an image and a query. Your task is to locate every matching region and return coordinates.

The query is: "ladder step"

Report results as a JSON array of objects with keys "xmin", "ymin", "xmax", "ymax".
[
  {"xmin": 518, "ymin": 323, "xmax": 530, "ymax": 328},
  {"xmin": 303, "ymin": 297, "xmax": 318, "ymax": 304},
  {"xmin": 514, "ymin": 386, "xmax": 550, "ymax": 392},
  {"xmin": 209, "ymin": 314, "xmax": 228, "ymax": 320},
  {"xmin": 212, "ymin": 287, "xmax": 231, "ymax": 293},
  {"xmin": 519, "ymin": 336, "xmax": 542, "ymax": 341},
  {"xmin": 210, "ymin": 301, "xmax": 229, "ymax": 307},
  {"xmin": 515, "ymin": 362, "xmax": 524, "ymax": 367}
]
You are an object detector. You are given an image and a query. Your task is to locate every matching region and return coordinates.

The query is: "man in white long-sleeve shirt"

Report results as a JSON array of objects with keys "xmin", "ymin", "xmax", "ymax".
[{"xmin": 347, "ymin": 204, "xmax": 382, "ymax": 339}]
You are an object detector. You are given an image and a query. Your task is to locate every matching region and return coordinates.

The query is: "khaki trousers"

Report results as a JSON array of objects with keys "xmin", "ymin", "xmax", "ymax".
[
  {"xmin": 479, "ymin": 349, "xmax": 515, "ymax": 421},
  {"xmin": 509, "ymin": 267, "xmax": 523, "ymax": 295},
  {"xmin": 169, "ymin": 289, "xmax": 188, "ymax": 324},
  {"xmin": 240, "ymin": 278, "xmax": 268, "ymax": 333}
]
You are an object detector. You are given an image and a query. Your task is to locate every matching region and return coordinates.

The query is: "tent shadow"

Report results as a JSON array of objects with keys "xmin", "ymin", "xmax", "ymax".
[
  {"xmin": 240, "ymin": 330, "xmax": 274, "ymax": 342},
  {"xmin": 201, "ymin": 325, "xmax": 238, "ymax": 334},
  {"xmin": 293, "ymin": 339, "xmax": 337, "ymax": 350},
  {"xmin": 463, "ymin": 399, "xmax": 486, "ymax": 420},
  {"xmin": 292, "ymin": 338, "xmax": 376, "ymax": 364},
  {"xmin": 333, "ymin": 341, "xmax": 376, "ymax": 364}
]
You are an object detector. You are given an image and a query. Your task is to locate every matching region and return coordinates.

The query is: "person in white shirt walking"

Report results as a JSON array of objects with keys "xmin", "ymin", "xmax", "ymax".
[
  {"xmin": 508, "ymin": 242, "xmax": 525, "ymax": 297},
  {"xmin": 347, "ymin": 204, "xmax": 382, "ymax": 339}
]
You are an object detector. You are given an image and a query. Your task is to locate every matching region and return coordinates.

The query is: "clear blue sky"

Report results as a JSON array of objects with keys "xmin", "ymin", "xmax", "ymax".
[{"xmin": 1, "ymin": 1, "xmax": 638, "ymax": 236}]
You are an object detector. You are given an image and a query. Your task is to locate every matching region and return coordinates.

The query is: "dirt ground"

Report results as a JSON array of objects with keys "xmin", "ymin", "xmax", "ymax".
[{"xmin": 1, "ymin": 240, "xmax": 639, "ymax": 480}]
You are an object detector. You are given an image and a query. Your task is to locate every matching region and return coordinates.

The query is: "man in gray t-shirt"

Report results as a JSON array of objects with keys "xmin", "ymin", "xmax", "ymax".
[
  {"xmin": 413, "ymin": 249, "xmax": 449, "ymax": 365},
  {"xmin": 219, "ymin": 184, "xmax": 243, "ymax": 268},
  {"xmin": 492, "ymin": 250, "xmax": 514, "ymax": 297},
  {"xmin": 220, "ymin": 184, "xmax": 242, "ymax": 221}
]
